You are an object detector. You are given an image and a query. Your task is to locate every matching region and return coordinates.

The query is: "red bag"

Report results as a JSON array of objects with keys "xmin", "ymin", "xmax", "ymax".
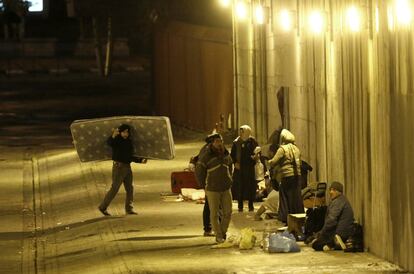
[{"xmin": 171, "ymin": 171, "xmax": 201, "ymax": 194}]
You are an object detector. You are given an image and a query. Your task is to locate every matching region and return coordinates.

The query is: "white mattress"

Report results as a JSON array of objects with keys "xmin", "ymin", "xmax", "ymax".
[{"xmin": 70, "ymin": 116, "xmax": 175, "ymax": 162}]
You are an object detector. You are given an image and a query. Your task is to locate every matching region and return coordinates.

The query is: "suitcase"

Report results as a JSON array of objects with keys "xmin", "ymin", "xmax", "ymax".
[
  {"xmin": 70, "ymin": 116, "xmax": 175, "ymax": 162},
  {"xmin": 171, "ymin": 171, "xmax": 201, "ymax": 194}
]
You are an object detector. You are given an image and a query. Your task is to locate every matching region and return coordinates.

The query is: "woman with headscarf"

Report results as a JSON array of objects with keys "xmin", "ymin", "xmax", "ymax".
[
  {"xmin": 268, "ymin": 129, "xmax": 304, "ymax": 223},
  {"xmin": 230, "ymin": 125, "xmax": 259, "ymax": 212}
]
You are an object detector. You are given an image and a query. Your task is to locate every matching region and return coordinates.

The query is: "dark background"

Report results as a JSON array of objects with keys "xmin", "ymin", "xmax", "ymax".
[{"xmin": 0, "ymin": 0, "xmax": 232, "ymax": 145}]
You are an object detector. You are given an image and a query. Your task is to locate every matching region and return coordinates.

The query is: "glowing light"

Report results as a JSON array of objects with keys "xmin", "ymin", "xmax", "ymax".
[
  {"xmin": 346, "ymin": 6, "xmax": 361, "ymax": 32},
  {"xmin": 279, "ymin": 9, "xmax": 292, "ymax": 32},
  {"xmin": 395, "ymin": 0, "xmax": 412, "ymax": 25},
  {"xmin": 28, "ymin": 0, "xmax": 43, "ymax": 12},
  {"xmin": 236, "ymin": 1, "xmax": 248, "ymax": 20},
  {"xmin": 308, "ymin": 11, "xmax": 325, "ymax": 34},
  {"xmin": 255, "ymin": 5, "xmax": 265, "ymax": 25},
  {"xmin": 388, "ymin": 6, "xmax": 395, "ymax": 30},
  {"xmin": 219, "ymin": 0, "xmax": 231, "ymax": 8}
]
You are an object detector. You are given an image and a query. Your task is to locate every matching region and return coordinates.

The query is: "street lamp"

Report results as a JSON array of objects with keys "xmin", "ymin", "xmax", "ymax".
[
  {"xmin": 345, "ymin": 6, "xmax": 361, "ymax": 32},
  {"xmin": 255, "ymin": 4, "xmax": 265, "ymax": 25},
  {"xmin": 236, "ymin": 1, "xmax": 248, "ymax": 21},
  {"xmin": 308, "ymin": 10, "xmax": 325, "ymax": 34},
  {"xmin": 395, "ymin": 0, "xmax": 412, "ymax": 26},
  {"xmin": 279, "ymin": 9, "xmax": 293, "ymax": 32},
  {"xmin": 219, "ymin": 0, "xmax": 231, "ymax": 8}
]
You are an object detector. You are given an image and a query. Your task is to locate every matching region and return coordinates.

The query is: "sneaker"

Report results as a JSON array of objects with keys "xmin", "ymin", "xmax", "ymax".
[
  {"xmin": 216, "ymin": 237, "xmax": 225, "ymax": 243},
  {"xmin": 126, "ymin": 210, "xmax": 138, "ymax": 215},
  {"xmin": 308, "ymin": 237, "xmax": 317, "ymax": 247},
  {"xmin": 203, "ymin": 231, "xmax": 215, "ymax": 237},
  {"xmin": 323, "ymin": 245, "xmax": 334, "ymax": 251},
  {"xmin": 335, "ymin": 234, "xmax": 346, "ymax": 250},
  {"xmin": 98, "ymin": 207, "xmax": 110, "ymax": 216},
  {"xmin": 248, "ymin": 208, "xmax": 254, "ymax": 212}
]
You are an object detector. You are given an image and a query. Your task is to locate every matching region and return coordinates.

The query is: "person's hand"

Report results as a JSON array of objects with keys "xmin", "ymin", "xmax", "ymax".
[
  {"xmin": 234, "ymin": 163, "xmax": 240, "ymax": 170},
  {"xmin": 112, "ymin": 128, "xmax": 120, "ymax": 138}
]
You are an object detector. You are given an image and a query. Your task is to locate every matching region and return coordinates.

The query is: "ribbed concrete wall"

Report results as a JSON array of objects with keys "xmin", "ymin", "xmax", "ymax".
[
  {"xmin": 154, "ymin": 21, "xmax": 234, "ymax": 131},
  {"xmin": 234, "ymin": 0, "xmax": 413, "ymax": 271}
]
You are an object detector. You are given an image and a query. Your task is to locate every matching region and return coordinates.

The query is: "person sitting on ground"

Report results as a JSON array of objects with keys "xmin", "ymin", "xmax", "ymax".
[
  {"xmin": 254, "ymin": 178, "xmax": 279, "ymax": 221},
  {"xmin": 311, "ymin": 181, "xmax": 355, "ymax": 251}
]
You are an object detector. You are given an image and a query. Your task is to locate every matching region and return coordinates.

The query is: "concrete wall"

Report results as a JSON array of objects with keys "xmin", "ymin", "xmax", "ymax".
[
  {"xmin": 234, "ymin": 0, "xmax": 413, "ymax": 271},
  {"xmin": 153, "ymin": 21, "xmax": 234, "ymax": 131}
]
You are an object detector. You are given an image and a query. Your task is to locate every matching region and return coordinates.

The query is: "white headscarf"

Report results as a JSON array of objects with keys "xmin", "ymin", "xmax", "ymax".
[
  {"xmin": 280, "ymin": 129, "xmax": 295, "ymax": 144},
  {"xmin": 239, "ymin": 125, "xmax": 252, "ymax": 141}
]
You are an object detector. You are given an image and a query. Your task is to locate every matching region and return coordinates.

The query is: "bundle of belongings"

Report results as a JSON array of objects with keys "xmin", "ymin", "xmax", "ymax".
[{"xmin": 302, "ymin": 182, "xmax": 327, "ymax": 208}]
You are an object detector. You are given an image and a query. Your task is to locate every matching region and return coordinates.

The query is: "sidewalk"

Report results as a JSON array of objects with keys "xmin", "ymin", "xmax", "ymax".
[{"xmin": 0, "ymin": 138, "xmax": 405, "ymax": 274}]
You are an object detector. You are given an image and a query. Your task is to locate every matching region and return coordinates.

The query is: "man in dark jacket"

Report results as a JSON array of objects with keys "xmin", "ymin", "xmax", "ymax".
[
  {"xmin": 312, "ymin": 181, "xmax": 354, "ymax": 251},
  {"xmin": 195, "ymin": 133, "xmax": 233, "ymax": 243},
  {"xmin": 98, "ymin": 124, "xmax": 147, "ymax": 216},
  {"xmin": 191, "ymin": 133, "xmax": 216, "ymax": 237}
]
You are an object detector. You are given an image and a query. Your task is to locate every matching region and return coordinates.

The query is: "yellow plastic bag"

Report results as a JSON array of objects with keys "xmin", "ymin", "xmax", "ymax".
[{"xmin": 239, "ymin": 228, "xmax": 256, "ymax": 250}]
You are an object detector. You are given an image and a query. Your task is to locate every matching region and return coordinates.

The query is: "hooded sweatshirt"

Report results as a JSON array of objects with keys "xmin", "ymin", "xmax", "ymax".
[
  {"xmin": 195, "ymin": 145, "xmax": 233, "ymax": 192},
  {"xmin": 268, "ymin": 129, "xmax": 301, "ymax": 179}
]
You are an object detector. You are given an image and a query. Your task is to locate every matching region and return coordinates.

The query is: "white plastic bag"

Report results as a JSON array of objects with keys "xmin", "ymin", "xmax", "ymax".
[
  {"xmin": 268, "ymin": 231, "xmax": 300, "ymax": 253},
  {"xmin": 255, "ymin": 161, "xmax": 265, "ymax": 181}
]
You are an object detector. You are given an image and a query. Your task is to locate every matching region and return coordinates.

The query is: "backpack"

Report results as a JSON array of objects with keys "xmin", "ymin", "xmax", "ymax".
[
  {"xmin": 304, "ymin": 206, "xmax": 327, "ymax": 241},
  {"xmin": 344, "ymin": 222, "xmax": 364, "ymax": 252}
]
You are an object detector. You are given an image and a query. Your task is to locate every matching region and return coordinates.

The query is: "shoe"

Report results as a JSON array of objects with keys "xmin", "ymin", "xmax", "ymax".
[
  {"xmin": 323, "ymin": 245, "xmax": 334, "ymax": 251},
  {"xmin": 335, "ymin": 234, "xmax": 346, "ymax": 250},
  {"xmin": 126, "ymin": 210, "xmax": 138, "ymax": 215},
  {"xmin": 249, "ymin": 207, "xmax": 254, "ymax": 212},
  {"xmin": 203, "ymin": 231, "xmax": 215, "ymax": 237},
  {"xmin": 216, "ymin": 237, "xmax": 225, "ymax": 243},
  {"xmin": 98, "ymin": 207, "xmax": 110, "ymax": 216},
  {"xmin": 238, "ymin": 208, "xmax": 243, "ymax": 212}
]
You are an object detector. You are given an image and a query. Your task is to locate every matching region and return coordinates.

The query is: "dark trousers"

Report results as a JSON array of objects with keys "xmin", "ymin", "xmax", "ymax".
[
  {"xmin": 203, "ymin": 197, "xmax": 212, "ymax": 232},
  {"xmin": 238, "ymin": 199, "xmax": 254, "ymax": 210},
  {"xmin": 99, "ymin": 162, "xmax": 134, "ymax": 212},
  {"xmin": 312, "ymin": 233, "xmax": 347, "ymax": 251},
  {"xmin": 278, "ymin": 175, "xmax": 304, "ymax": 223}
]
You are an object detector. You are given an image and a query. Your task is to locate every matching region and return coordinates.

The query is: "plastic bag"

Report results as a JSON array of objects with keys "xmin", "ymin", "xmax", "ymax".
[
  {"xmin": 239, "ymin": 228, "xmax": 256, "ymax": 250},
  {"xmin": 255, "ymin": 161, "xmax": 265, "ymax": 181},
  {"xmin": 268, "ymin": 231, "xmax": 300, "ymax": 253}
]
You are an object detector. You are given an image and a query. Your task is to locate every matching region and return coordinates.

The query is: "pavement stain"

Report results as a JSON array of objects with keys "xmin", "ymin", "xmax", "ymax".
[
  {"xmin": 50, "ymin": 247, "xmax": 98, "ymax": 259},
  {"xmin": 116, "ymin": 235, "xmax": 201, "ymax": 241}
]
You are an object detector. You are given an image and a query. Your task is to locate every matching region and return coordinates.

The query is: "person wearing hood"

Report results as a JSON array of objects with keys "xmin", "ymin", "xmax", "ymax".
[
  {"xmin": 98, "ymin": 124, "xmax": 147, "ymax": 216},
  {"xmin": 195, "ymin": 133, "xmax": 233, "ymax": 243},
  {"xmin": 230, "ymin": 125, "xmax": 259, "ymax": 212},
  {"xmin": 191, "ymin": 133, "xmax": 218, "ymax": 237},
  {"xmin": 268, "ymin": 129, "xmax": 304, "ymax": 223}
]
